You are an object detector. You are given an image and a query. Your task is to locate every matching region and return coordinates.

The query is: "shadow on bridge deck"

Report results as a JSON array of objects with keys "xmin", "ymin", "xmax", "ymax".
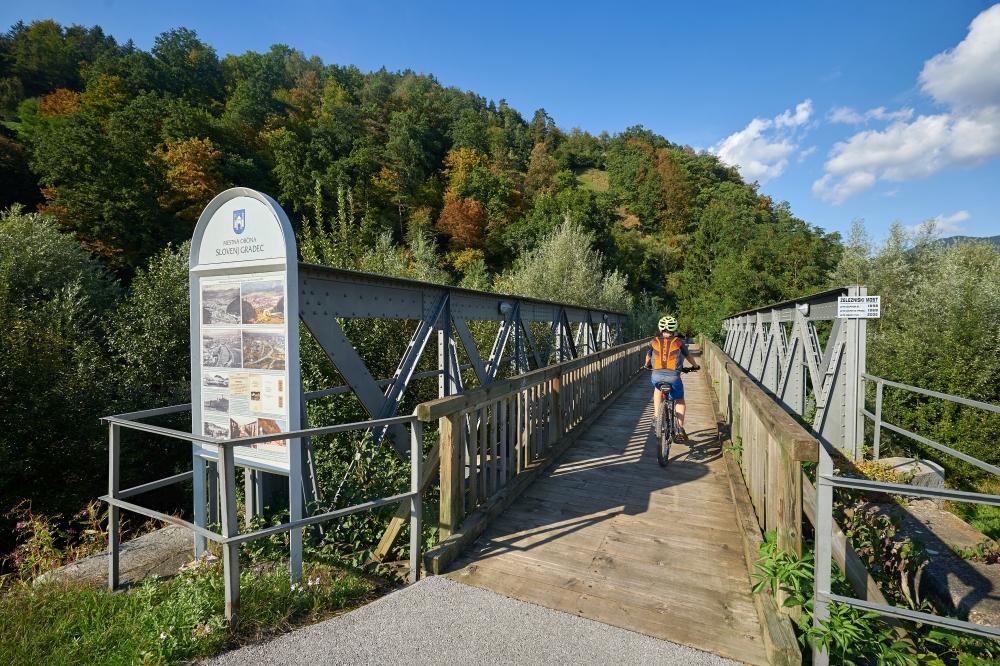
[{"xmin": 448, "ymin": 356, "xmax": 769, "ymax": 665}]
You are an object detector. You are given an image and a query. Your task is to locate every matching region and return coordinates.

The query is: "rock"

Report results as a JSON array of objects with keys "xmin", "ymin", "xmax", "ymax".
[
  {"xmin": 879, "ymin": 456, "xmax": 945, "ymax": 489},
  {"xmin": 880, "ymin": 500, "xmax": 1000, "ymax": 629},
  {"xmin": 37, "ymin": 525, "xmax": 194, "ymax": 588}
]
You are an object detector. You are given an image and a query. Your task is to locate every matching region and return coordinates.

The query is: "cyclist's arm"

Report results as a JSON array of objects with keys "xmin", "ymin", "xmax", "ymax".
[
  {"xmin": 643, "ymin": 348, "xmax": 652, "ymax": 368},
  {"xmin": 681, "ymin": 344, "xmax": 700, "ymax": 369}
]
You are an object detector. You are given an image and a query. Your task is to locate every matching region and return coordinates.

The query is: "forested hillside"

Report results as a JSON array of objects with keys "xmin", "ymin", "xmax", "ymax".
[
  {"xmin": 0, "ymin": 20, "xmax": 841, "ymax": 557},
  {"xmin": 0, "ymin": 21, "xmax": 840, "ymax": 316}
]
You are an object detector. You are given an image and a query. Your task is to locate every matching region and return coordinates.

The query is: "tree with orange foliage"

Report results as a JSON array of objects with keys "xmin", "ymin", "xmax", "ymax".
[
  {"xmin": 436, "ymin": 197, "xmax": 487, "ymax": 249},
  {"xmin": 37, "ymin": 88, "xmax": 80, "ymax": 117},
  {"xmin": 156, "ymin": 137, "xmax": 227, "ymax": 223}
]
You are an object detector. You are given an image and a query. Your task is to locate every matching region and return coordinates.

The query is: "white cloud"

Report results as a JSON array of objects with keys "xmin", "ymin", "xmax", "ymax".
[
  {"xmin": 906, "ymin": 210, "xmax": 970, "ymax": 235},
  {"xmin": 798, "ymin": 146, "xmax": 817, "ymax": 162},
  {"xmin": 775, "ymin": 100, "xmax": 814, "ymax": 128},
  {"xmin": 812, "ymin": 171, "xmax": 876, "ymax": 204},
  {"xmin": 814, "ymin": 5, "xmax": 1000, "ymax": 204},
  {"xmin": 829, "ymin": 107, "xmax": 864, "ymax": 124},
  {"xmin": 711, "ymin": 100, "xmax": 812, "ymax": 183},
  {"xmin": 828, "ymin": 106, "xmax": 914, "ymax": 124},
  {"xmin": 919, "ymin": 4, "xmax": 1000, "ymax": 108}
]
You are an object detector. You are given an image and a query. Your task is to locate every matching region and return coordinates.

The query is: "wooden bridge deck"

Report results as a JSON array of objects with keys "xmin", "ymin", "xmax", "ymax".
[{"xmin": 448, "ymin": 361, "xmax": 769, "ymax": 665}]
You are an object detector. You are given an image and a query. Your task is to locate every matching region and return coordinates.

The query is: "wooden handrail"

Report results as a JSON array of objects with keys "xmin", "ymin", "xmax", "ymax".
[
  {"xmin": 422, "ymin": 340, "xmax": 648, "ymax": 569},
  {"xmin": 415, "ymin": 339, "xmax": 647, "ymax": 421}
]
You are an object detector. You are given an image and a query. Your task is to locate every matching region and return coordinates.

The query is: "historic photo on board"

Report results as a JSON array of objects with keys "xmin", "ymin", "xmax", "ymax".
[
  {"xmin": 229, "ymin": 414, "xmax": 259, "ymax": 438},
  {"xmin": 255, "ymin": 417, "xmax": 287, "ymax": 452},
  {"xmin": 243, "ymin": 330, "xmax": 286, "ymax": 370},
  {"xmin": 203, "ymin": 420, "xmax": 229, "ymax": 440},
  {"xmin": 202, "ymin": 283, "xmax": 241, "ymax": 324},
  {"xmin": 241, "ymin": 279, "xmax": 285, "ymax": 325},
  {"xmin": 202, "ymin": 329, "xmax": 243, "ymax": 368},
  {"xmin": 203, "ymin": 393, "xmax": 230, "ymax": 414},
  {"xmin": 204, "ymin": 371, "xmax": 230, "ymax": 389}
]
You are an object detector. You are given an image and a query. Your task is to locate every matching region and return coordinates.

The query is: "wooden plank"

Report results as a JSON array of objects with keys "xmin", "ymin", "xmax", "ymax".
[
  {"xmin": 467, "ymin": 406, "xmax": 479, "ymax": 508},
  {"xmin": 423, "ymin": 371, "xmax": 642, "ymax": 574},
  {"xmin": 371, "ymin": 440, "xmax": 441, "ymax": 561},
  {"xmin": 499, "ymin": 396, "xmax": 508, "ymax": 485},
  {"xmin": 450, "ymin": 563, "xmax": 769, "ymax": 666},
  {"xmin": 438, "ymin": 413, "xmax": 462, "ymax": 539},
  {"xmin": 478, "ymin": 403, "xmax": 488, "ymax": 502}
]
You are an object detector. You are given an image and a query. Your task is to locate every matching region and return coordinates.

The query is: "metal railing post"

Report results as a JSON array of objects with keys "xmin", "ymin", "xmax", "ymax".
[
  {"xmin": 409, "ymin": 418, "xmax": 423, "ymax": 584},
  {"xmin": 813, "ymin": 437, "xmax": 834, "ymax": 665},
  {"xmin": 873, "ymin": 380, "xmax": 884, "ymax": 460},
  {"xmin": 218, "ymin": 443, "xmax": 241, "ymax": 626},
  {"xmin": 107, "ymin": 422, "xmax": 120, "ymax": 590}
]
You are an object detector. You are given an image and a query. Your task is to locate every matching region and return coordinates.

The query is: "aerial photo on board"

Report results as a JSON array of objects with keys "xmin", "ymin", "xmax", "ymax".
[
  {"xmin": 243, "ymin": 330, "xmax": 286, "ymax": 370},
  {"xmin": 202, "ymin": 329, "xmax": 243, "ymax": 368},
  {"xmin": 202, "ymin": 283, "xmax": 241, "ymax": 325},
  {"xmin": 242, "ymin": 279, "xmax": 285, "ymax": 325}
]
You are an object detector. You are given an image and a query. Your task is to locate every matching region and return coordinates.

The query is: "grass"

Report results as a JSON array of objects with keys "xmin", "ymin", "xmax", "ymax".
[
  {"xmin": 948, "ymin": 476, "xmax": 1000, "ymax": 541},
  {"xmin": 576, "ymin": 168, "xmax": 608, "ymax": 193},
  {"xmin": 950, "ymin": 502, "xmax": 1000, "ymax": 541},
  {"xmin": 0, "ymin": 560, "xmax": 376, "ymax": 665}
]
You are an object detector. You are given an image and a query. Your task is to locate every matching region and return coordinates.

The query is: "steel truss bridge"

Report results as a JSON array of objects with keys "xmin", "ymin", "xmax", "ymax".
[{"xmin": 101, "ymin": 283, "xmax": 1000, "ymax": 665}]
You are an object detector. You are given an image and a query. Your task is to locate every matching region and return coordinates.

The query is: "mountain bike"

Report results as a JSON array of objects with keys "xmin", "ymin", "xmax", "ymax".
[{"xmin": 654, "ymin": 367, "xmax": 698, "ymax": 468}]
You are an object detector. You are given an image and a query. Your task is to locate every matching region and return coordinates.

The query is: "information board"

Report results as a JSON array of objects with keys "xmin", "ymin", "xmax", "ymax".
[
  {"xmin": 837, "ymin": 295, "xmax": 881, "ymax": 319},
  {"xmin": 189, "ymin": 189, "xmax": 300, "ymax": 473}
]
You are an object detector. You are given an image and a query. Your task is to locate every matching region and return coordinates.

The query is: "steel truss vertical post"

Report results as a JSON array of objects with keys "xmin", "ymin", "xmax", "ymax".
[
  {"xmin": 108, "ymin": 423, "xmax": 120, "ymax": 590},
  {"xmin": 843, "ymin": 285, "xmax": 867, "ymax": 460},
  {"xmin": 487, "ymin": 303, "xmax": 518, "ymax": 380}
]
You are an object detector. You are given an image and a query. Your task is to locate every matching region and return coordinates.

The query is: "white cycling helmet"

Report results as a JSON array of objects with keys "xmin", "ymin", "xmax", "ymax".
[{"xmin": 657, "ymin": 315, "xmax": 678, "ymax": 332}]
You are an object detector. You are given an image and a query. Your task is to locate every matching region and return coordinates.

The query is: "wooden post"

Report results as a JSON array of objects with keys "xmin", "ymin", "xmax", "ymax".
[
  {"xmin": 439, "ymin": 413, "xmax": 462, "ymax": 539},
  {"xmin": 550, "ymin": 373, "xmax": 562, "ymax": 445}
]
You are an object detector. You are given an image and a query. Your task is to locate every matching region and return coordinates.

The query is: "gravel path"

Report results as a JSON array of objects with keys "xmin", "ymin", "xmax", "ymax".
[{"xmin": 207, "ymin": 576, "xmax": 744, "ymax": 665}]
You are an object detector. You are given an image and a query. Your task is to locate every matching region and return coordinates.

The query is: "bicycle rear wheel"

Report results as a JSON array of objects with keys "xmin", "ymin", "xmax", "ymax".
[{"xmin": 658, "ymin": 404, "xmax": 672, "ymax": 467}]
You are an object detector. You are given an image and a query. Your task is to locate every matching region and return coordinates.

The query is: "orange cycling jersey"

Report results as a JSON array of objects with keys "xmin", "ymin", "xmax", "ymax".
[{"xmin": 650, "ymin": 335, "xmax": 684, "ymax": 371}]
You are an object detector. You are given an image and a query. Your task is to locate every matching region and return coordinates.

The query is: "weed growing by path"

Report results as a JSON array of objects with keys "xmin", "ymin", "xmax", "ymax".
[{"xmin": 0, "ymin": 559, "xmax": 374, "ymax": 665}]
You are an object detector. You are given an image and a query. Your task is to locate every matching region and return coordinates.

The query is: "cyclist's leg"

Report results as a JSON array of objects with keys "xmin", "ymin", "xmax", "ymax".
[
  {"xmin": 651, "ymin": 372, "xmax": 665, "ymax": 424},
  {"xmin": 670, "ymin": 378, "xmax": 688, "ymax": 440}
]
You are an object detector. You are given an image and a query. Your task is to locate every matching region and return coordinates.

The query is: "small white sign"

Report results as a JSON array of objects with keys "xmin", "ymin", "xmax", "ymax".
[{"xmin": 837, "ymin": 295, "xmax": 881, "ymax": 319}]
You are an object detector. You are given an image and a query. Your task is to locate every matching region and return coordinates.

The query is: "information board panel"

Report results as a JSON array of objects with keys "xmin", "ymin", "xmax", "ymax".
[
  {"xmin": 837, "ymin": 295, "xmax": 881, "ymax": 319},
  {"xmin": 189, "ymin": 189, "xmax": 300, "ymax": 473}
]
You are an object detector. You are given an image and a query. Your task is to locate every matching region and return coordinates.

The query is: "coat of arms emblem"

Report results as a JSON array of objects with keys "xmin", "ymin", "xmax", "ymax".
[{"xmin": 233, "ymin": 209, "xmax": 246, "ymax": 235}]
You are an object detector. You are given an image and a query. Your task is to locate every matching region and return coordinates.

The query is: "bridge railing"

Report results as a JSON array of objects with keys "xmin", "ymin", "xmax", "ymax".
[
  {"xmin": 100, "ymin": 410, "xmax": 423, "ymax": 626},
  {"xmin": 415, "ymin": 338, "xmax": 648, "ymax": 573},
  {"xmin": 703, "ymin": 340, "xmax": 817, "ymax": 557},
  {"xmin": 706, "ymin": 334, "xmax": 1000, "ymax": 662}
]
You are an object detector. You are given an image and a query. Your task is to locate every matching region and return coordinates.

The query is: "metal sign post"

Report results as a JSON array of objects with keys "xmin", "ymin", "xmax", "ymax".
[{"xmin": 189, "ymin": 188, "xmax": 303, "ymax": 580}]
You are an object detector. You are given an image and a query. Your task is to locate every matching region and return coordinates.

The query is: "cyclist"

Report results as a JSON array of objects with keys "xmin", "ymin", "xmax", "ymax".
[{"xmin": 643, "ymin": 315, "xmax": 699, "ymax": 442}]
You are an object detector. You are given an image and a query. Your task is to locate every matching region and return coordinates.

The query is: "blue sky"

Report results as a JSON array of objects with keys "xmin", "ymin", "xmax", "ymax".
[{"xmin": 4, "ymin": 1, "xmax": 1000, "ymax": 240}]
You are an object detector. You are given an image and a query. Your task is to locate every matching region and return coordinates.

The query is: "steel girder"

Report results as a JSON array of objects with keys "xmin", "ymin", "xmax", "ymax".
[
  {"xmin": 298, "ymin": 264, "xmax": 629, "ymax": 461},
  {"xmin": 720, "ymin": 286, "xmax": 867, "ymax": 458}
]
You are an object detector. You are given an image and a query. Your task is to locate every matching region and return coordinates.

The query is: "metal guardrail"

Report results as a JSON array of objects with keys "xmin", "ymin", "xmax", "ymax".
[
  {"xmin": 862, "ymin": 373, "xmax": 1000, "ymax": 476},
  {"xmin": 813, "ymin": 377, "xmax": 1000, "ymax": 663},
  {"xmin": 102, "ymin": 409, "xmax": 423, "ymax": 626}
]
